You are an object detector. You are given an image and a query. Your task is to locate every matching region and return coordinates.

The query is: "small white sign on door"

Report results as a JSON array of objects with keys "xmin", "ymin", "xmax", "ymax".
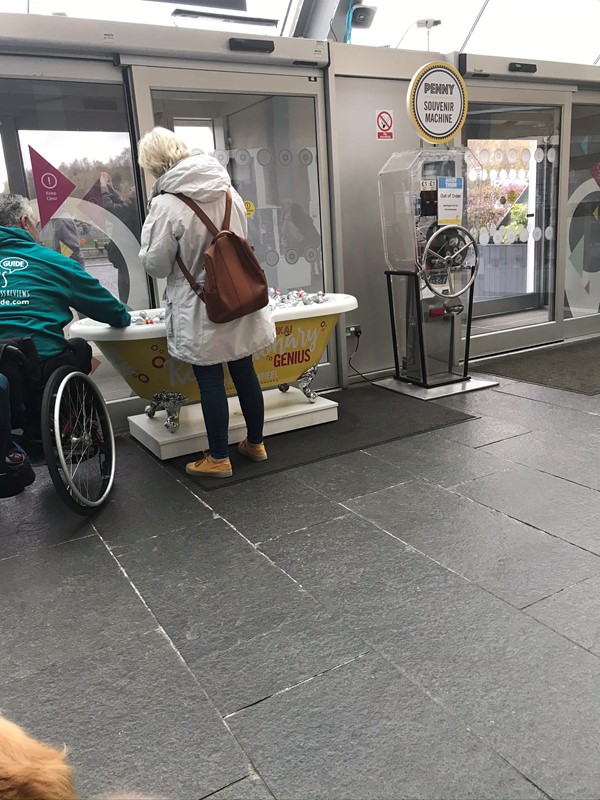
[{"xmin": 437, "ymin": 176, "xmax": 464, "ymax": 225}]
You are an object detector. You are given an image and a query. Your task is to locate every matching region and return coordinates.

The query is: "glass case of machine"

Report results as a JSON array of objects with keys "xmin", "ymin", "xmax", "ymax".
[{"xmin": 378, "ymin": 147, "xmax": 481, "ymax": 388}]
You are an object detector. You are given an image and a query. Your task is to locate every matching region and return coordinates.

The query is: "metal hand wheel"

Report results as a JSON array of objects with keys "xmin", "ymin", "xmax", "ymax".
[{"xmin": 420, "ymin": 224, "xmax": 479, "ymax": 299}]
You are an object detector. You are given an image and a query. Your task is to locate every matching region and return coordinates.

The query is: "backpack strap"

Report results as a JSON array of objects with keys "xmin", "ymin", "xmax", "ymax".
[
  {"xmin": 174, "ymin": 193, "xmax": 220, "ymax": 238},
  {"xmin": 222, "ymin": 190, "xmax": 232, "ymax": 232},
  {"xmin": 175, "ymin": 253, "xmax": 203, "ymax": 298},
  {"xmin": 171, "ymin": 190, "xmax": 232, "ymax": 296}
]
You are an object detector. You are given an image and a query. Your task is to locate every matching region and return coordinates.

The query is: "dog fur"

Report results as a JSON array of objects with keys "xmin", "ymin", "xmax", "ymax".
[{"xmin": 0, "ymin": 716, "xmax": 77, "ymax": 800}]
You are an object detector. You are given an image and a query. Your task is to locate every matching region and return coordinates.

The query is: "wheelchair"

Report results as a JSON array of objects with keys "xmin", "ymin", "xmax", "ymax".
[{"xmin": 0, "ymin": 339, "xmax": 115, "ymax": 516}]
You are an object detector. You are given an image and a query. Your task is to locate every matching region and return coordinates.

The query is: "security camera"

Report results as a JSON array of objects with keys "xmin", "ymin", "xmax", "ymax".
[{"xmin": 351, "ymin": 4, "xmax": 376, "ymax": 29}]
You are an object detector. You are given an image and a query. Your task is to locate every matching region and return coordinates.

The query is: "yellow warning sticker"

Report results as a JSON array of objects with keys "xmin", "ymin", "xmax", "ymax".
[{"xmin": 244, "ymin": 200, "xmax": 256, "ymax": 218}]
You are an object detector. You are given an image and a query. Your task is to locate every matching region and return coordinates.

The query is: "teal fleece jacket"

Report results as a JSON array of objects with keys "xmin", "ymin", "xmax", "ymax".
[{"xmin": 0, "ymin": 226, "xmax": 130, "ymax": 357}]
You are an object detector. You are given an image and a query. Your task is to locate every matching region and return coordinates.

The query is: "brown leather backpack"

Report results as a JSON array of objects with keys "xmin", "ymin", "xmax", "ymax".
[{"xmin": 174, "ymin": 190, "xmax": 268, "ymax": 324}]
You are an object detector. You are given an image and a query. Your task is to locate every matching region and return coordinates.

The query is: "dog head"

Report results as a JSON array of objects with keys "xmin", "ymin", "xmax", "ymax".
[{"xmin": 0, "ymin": 716, "xmax": 77, "ymax": 800}]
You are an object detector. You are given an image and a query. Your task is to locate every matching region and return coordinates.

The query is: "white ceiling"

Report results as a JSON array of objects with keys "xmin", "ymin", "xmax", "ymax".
[
  {"xmin": 0, "ymin": 0, "xmax": 299, "ymax": 36},
  {"xmin": 2, "ymin": 0, "xmax": 600, "ymax": 65}
]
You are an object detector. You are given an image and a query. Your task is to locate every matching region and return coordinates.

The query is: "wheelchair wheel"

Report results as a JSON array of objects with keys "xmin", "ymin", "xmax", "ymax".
[{"xmin": 41, "ymin": 367, "xmax": 115, "ymax": 515}]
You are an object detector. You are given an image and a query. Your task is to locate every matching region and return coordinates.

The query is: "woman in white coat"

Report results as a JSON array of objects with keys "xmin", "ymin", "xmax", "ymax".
[{"xmin": 138, "ymin": 128, "xmax": 275, "ymax": 479}]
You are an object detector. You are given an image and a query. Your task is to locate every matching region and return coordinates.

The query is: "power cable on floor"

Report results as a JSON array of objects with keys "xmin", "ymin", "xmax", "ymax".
[{"xmin": 348, "ymin": 330, "xmax": 378, "ymax": 385}]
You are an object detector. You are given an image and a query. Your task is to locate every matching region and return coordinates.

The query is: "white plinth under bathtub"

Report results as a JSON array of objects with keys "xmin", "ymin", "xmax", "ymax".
[{"xmin": 128, "ymin": 387, "xmax": 338, "ymax": 460}]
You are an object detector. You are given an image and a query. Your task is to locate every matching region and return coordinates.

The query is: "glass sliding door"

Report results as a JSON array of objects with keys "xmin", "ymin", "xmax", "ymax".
[
  {"xmin": 131, "ymin": 66, "xmax": 337, "ymax": 387},
  {"xmin": 461, "ymin": 85, "xmax": 570, "ymax": 356},
  {"xmin": 464, "ymin": 104, "xmax": 561, "ymax": 334}
]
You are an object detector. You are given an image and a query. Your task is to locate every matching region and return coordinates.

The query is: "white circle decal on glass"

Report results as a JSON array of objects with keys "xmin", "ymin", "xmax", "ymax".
[
  {"xmin": 490, "ymin": 169, "xmax": 498, "ymax": 182},
  {"xmin": 494, "ymin": 149, "xmax": 504, "ymax": 164},
  {"xmin": 493, "ymin": 230, "xmax": 502, "ymax": 244},
  {"xmin": 518, "ymin": 168, "xmax": 527, "ymax": 180},
  {"xmin": 547, "ymin": 147, "xmax": 557, "ymax": 163},
  {"xmin": 479, "ymin": 149, "xmax": 490, "ymax": 164},
  {"xmin": 468, "ymin": 169, "xmax": 478, "ymax": 182},
  {"xmin": 489, "ymin": 223, "xmax": 497, "ymax": 234},
  {"xmin": 534, "ymin": 148, "xmax": 544, "ymax": 163},
  {"xmin": 499, "ymin": 168, "xmax": 508, "ymax": 181},
  {"xmin": 285, "ymin": 249, "xmax": 299, "ymax": 264},
  {"xmin": 265, "ymin": 250, "xmax": 279, "ymax": 267},
  {"xmin": 507, "ymin": 229, "xmax": 516, "ymax": 244},
  {"xmin": 519, "ymin": 227, "xmax": 529, "ymax": 242},
  {"xmin": 481, "ymin": 169, "xmax": 488, "ymax": 181},
  {"xmin": 508, "ymin": 148, "xmax": 517, "ymax": 163},
  {"xmin": 235, "ymin": 149, "xmax": 251, "ymax": 166},
  {"xmin": 509, "ymin": 168, "xmax": 517, "ymax": 180},
  {"xmin": 521, "ymin": 148, "xmax": 531, "ymax": 163},
  {"xmin": 479, "ymin": 228, "xmax": 490, "ymax": 245},
  {"xmin": 470, "ymin": 227, "xmax": 478, "ymax": 239},
  {"xmin": 532, "ymin": 227, "xmax": 542, "ymax": 241},
  {"xmin": 279, "ymin": 149, "xmax": 292, "ymax": 166},
  {"xmin": 545, "ymin": 226, "xmax": 554, "ymax": 240},
  {"xmin": 213, "ymin": 149, "xmax": 229, "ymax": 166},
  {"xmin": 299, "ymin": 148, "xmax": 313, "ymax": 166},
  {"xmin": 305, "ymin": 246, "xmax": 319, "ymax": 263},
  {"xmin": 257, "ymin": 148, "xmax": 272, "ymax": 166}
]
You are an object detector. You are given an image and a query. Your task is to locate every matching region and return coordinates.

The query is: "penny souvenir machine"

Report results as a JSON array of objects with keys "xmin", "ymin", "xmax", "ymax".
[{"xmin": 375, "ymin": 63, "xmax": 497, "ymax": 399}]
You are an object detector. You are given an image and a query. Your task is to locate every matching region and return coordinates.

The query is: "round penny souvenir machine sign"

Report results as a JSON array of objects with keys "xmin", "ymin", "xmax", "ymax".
[{"xmin": 407, "ymin": 62, "xmax": 468, "ymax": 144}]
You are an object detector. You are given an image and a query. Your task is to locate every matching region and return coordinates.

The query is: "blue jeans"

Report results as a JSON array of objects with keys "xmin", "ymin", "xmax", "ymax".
[{"xmin": 193, "ymin": 356, "xmax": 264, "ymax": 460}]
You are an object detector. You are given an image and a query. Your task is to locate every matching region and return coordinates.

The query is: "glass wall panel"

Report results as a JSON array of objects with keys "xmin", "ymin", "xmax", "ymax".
[
  {"xmin": 0, "ymin": 77, "xmax": 148, "ymax": 399},
  {"xmin": 565, "ymin": 104, "xmax": 600, "ymax": 319}
]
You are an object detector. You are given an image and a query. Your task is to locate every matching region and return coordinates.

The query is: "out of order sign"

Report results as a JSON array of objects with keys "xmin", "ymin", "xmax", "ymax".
[{"xmin": 407, "ymin": 62, "xmax": 468, "ymax": 144}]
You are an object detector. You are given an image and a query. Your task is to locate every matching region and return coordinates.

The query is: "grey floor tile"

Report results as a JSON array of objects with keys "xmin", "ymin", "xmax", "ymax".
[
  {"xmin": 2, "ymin": 630, "xmax": 247, "ymax": 799},
  {"xmin": 482, "ymin": 429, "xmax": 600, "ymax": 491},
  {"xmin": 345, "ymin": 481, "xmax": 600, "ymax": 608},
  {"xmin": 228, "ymin": 652, "xmax": 544, "ymax": 800},
  {"xmin": 435, "ymin": 387, "xmax": 600, "ymax": 438},
  {"xmin": 260, "ymin": 513, "xmax": 469, "ymax": 628},
  {"xmin": 526, "ymin": 576, "xmax": 600, "ymax": 654},
  {"xmin": 366, "ymin": 432, "xmax": 510, "ymax": 488},
  {"xmin": 457, "ymin": 464, "xmax": 600, "ymax": 554},
  {"xmin": 115, "ymin": 517, "xmax": 322, "ymax": 658},
  {"xmin": 204, "ymin": 776, "xmax": 275, "ymax": 799},
  {"xmin": 183, "ymin": 605, "xmax": 370, "ymax": 716},
  {"xmin": 261, "ymin": 515, "xmax": 600, "ymax": 799},
  {"xmin": 92, "ymin": 457, "xmax": 213, "ymax": 545},
  {"xmin": 0, "ymin": 467, "xmax": 93, "ymax": 560},
  {"xmin": 289, "ymin": 449, "xmax": 410, "ymax": 502},
  {"xmin": 495, "ymin": 380, "xmax": 600, "ymax": 412},
  {"xmin": 470, "ymin": 371, "xmax": 517, "ymax": 387},
  {"xmin": 0, "ymin": 537, "xmax": 155, "ymax": 685},
  {"xmin": 434, "ymin": 416, "xmax": 532, "ymax": 449},
  {"xmin": 114, "ymin": 434, "xmax": 159, "ymax": 476},
  {"xmin": 206, "ymin": 472, "xmax": 341, "ymax": 543}
]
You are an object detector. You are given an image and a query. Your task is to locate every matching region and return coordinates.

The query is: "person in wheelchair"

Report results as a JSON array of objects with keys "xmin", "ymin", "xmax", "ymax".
[
  {"xmin": 0, "ymin": 371, "xmax": 35, "ymax": 498},
  {"xmin": 0, "ymin": 193, "xmax": 130, "ymax": 376}
]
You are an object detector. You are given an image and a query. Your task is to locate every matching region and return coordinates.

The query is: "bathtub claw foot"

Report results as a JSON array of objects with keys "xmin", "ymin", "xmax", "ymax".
[
  {"xmin": 145, "ymin": 391, "xmax": 188, "ymax": 433},
  {"xmin": 297, "ymin": 365, "xmax": 319, "ymax": 403}
]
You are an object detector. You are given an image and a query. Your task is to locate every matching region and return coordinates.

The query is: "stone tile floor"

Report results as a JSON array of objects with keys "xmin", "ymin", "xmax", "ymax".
[{"xmin": 2, "ymin": 373, "xmax": 600, "ymax": 798}]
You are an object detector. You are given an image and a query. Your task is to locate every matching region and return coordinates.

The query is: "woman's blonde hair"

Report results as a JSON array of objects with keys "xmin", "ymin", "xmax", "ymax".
[{"xmin": 138, "ymin": 127, "xmax": 191, "ymax": 178}]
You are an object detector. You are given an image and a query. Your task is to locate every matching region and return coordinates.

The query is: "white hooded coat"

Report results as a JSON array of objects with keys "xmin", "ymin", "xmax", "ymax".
[{"xmin": 139, "ymin": 153, "xmax": 275, "ymax": 366}]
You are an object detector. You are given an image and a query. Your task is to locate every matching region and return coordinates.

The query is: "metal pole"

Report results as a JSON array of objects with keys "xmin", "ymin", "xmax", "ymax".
[{"xmin": 459, "ymin": 0, "xmax": 491, "ymax": 53}]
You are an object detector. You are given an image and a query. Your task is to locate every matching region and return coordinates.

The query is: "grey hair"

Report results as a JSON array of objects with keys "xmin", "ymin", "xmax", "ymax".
[
  {"xmin": 0, "ymin": 193, "xmax": 35, "ymax": 228},
  {"xmin": 138, "ymin": 127, "xmax": 191, "ymax": 179}
]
